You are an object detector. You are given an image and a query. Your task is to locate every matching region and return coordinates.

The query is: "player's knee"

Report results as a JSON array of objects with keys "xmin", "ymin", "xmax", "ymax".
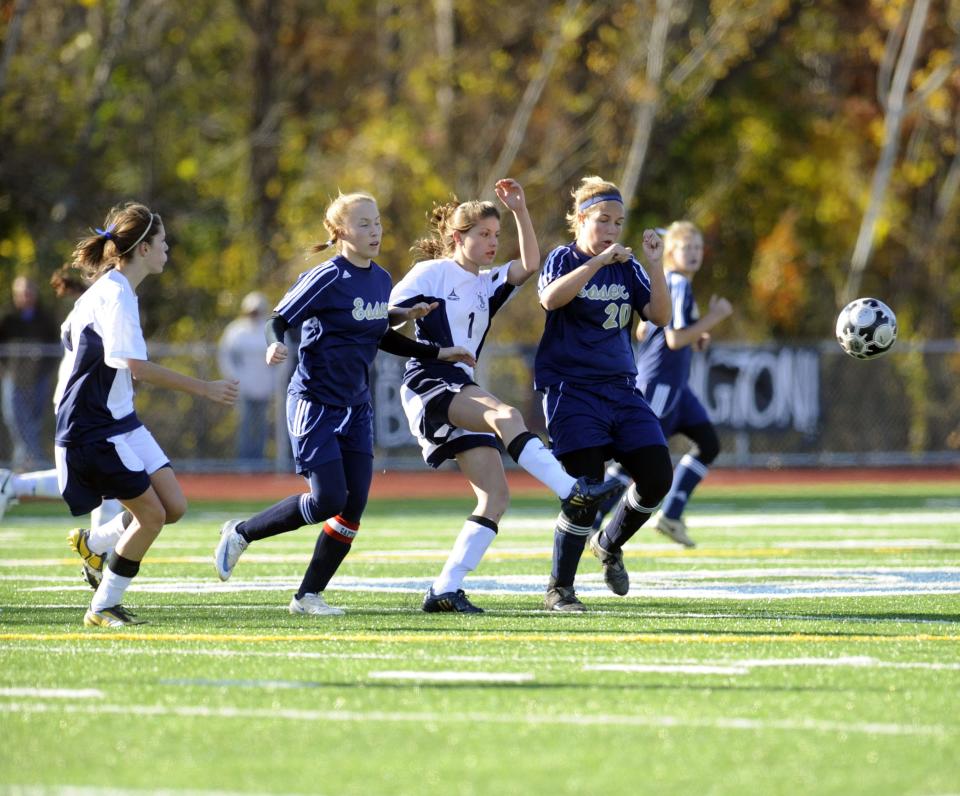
[
  {"xmin": 135, "ymin": 504, "xmax": 166, "ymax": 533},
  {"xmin": 694, "ymin": 437, "xmax": 720, "ymax": 466},
  {"xmin": 163, "ymin": 496, "xmax": 188, "ymax": 524},
  {"xmin": 490, "ymin": 403, "xmax": 524, "ymax": 433},
  {"xmin": 484, "ymin": 487, "xmax": 510, "ymax": 522},
  {"xmin": 634, "ymin": 460, "xmax": 673, "ymax": 506},
  {"xmin": 305, "ymin": 490, "xmax": 348, "ymax": 526}
]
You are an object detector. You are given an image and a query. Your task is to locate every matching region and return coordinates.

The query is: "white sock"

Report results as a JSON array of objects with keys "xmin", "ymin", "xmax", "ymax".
[
  {"xmin": 432, "ymin": 518, "xmax": 498, "ymax": 594},
  {"xmin": 11, "ymin": 470, "xmax": 61, "ymax": 499},
  {"xmin": 516, "ymin": 437, "xmax": 576, "ymax": 498},
  {"xmin": 92, "ymin": 499, "xmax": 124, "ymax": 532},
  {"xmin": 90, "ymin": 566, "xmax": 134, "ymax": 612},
  {"xmin": 87, "ymin": 510, "xmax": 129, "ymax": 555}
]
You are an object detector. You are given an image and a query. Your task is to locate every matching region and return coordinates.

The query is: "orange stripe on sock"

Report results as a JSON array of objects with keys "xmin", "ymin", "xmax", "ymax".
[{"xmin": 323, "ymin": 515, "xmax": 359, "ymax": 544}]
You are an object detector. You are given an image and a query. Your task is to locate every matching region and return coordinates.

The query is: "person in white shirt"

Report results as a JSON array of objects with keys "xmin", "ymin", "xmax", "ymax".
[{"xmin": 218, "ymin": 291, "xmax": 276, "ymax": 463}]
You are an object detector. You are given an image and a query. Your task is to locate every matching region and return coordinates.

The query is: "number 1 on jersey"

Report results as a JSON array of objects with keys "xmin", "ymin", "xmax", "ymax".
[{"xmin": 467, "ymin": 311, "xmax": 475, "ymax": 338}]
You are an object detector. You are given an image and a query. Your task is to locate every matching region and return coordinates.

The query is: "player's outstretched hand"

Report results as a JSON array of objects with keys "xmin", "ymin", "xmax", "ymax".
[
  {"xmin": 266, "ymin": 342, "xmax": 288, "ymax": 365},
  {"xmin": 708, "ymin": 294, "xmax": 733, "ymax": 322},
  {"xmin": 391, "ymin": 302, "xmax": 439, "ymax": 324},
  {"xmin": 600, "ymin": 243, "xmax": 632, "ymax": 266},
  {"xmin": 438, "ymin": 346, "xmax": 477, "ymax": 368},
  {"xmin": 642, "ymin": 229, "xmax": 663, "ymax": 263},
  {"xmin": 494, "ymin": 179, "xmax": 526, "ymax": 213},
  {"xmin": 206, "ymin": 379, "xmax": 239, "ymax": 406}
]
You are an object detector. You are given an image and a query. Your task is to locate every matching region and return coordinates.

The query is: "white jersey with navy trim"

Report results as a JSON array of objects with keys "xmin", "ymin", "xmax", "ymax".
[
  {"xmin": 389, "ymin": 258, "xmax": 517, "ymax": 381},
  {"xmin": 55, "ymin": 269, "xmax": 146, "ymax": 446}
]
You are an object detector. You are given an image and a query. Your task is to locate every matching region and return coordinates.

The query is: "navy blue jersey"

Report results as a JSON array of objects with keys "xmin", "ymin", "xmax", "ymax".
[
  {"xmin": 534, "ymin": 243, "xmax": 654, "ymax": 390},
  {"xmin": 55, "ymin": 269, "xmax": 146, "ymax": 446},
  {"xmin": 390, "ymin": 258, "xmax": 517, "ymax": 383},
  {"xmin": 276, "ymin": 255, "xmax": 392, "ymax": 406},
  {"xmin": 635, "ymin": 270, "xmax": 697, "ymax": 394}
]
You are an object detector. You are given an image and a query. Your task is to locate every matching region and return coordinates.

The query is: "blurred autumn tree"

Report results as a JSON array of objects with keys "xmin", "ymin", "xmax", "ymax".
[{"xmin": 1, "ymin": 0, "xmax": 957, "ymax": 347}]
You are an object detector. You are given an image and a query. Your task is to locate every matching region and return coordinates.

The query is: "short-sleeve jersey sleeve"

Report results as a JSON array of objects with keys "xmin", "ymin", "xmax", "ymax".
[
  {"xmin": 389, "ymin": 261, "xmax": 436, "ymax": 308},
  {"xmin": 102, "ymin": 290, "xmax": 147, "ymax": 369},
  {"xmin": 667, "ymin": 274, "xmax": 694, "ymax": 331},
  {"xmin": 275, "ymin": 262, "xmax": 340, "ymax": 326},
  {"xmin": 482, "ymin": 261, "xmax": 517, "ymax": 317},
  {"xmin": 537, "ymin": 246, "xmax": 579, "ymax": 295}
]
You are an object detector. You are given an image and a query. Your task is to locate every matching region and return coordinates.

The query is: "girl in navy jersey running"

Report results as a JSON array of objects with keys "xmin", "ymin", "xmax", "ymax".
[
  {"xmin": 600, "ymin": 220, "xmax": 734, "ymax": 548},
  {"xmin": 214, "ymin": 192, "xmax": 473, "ymax": 616},
  {"xmin": 57, "ymin": 203, "xmax": 239, "ymax": 627},
  {"xmin": 533, "ymin": 176, "xmax": 673, "ymax": 611},
  {"xmin": 389, "ymin": 179, "xmax": 620, "ymax": 614}
]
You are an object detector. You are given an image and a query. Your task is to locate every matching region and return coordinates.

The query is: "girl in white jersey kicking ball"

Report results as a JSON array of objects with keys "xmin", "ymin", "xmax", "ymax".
[
  {"xmin": 389, "ymin": 179, "xmax": 622, "ymax": 614},
  {"xmin": 56, "ymin": 203, "xmax": 238, "ymax": 627}
]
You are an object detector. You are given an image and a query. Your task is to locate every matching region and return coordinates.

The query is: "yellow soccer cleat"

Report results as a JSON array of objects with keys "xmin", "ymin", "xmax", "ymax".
[{"xmin": 67, "ymin": 528, "xmax": 105, "ymax": 589}]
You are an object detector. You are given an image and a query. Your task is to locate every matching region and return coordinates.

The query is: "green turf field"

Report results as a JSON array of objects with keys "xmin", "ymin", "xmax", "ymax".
[{"xmin": 1, "ymin": 480, "xmax": 958, "ymax": 795}]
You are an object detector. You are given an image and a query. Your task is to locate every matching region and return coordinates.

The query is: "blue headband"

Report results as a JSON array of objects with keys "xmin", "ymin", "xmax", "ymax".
[
  {"xmin": 578, "ymin": 192, "xmax": 623, "ymax": 212},
  {"xmin": 94, "ymin": 223, "xmax": 117, "ymax": 240}
]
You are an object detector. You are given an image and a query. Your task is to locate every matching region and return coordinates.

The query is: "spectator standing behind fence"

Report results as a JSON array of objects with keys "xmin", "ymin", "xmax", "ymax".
[
  {"xmin": 218, "ymin": 291, "xmax": 276, "ymax": 464},
  {"xmin": 0, "ymin": 276, "xmax": 60, "ymax": 469}
]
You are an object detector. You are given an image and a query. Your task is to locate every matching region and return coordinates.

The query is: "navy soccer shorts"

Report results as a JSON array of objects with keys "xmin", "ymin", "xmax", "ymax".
[
  {"xmin": 643, "ymin": 382, "xmax": 711, "ymax": 437},
  {"xmin": 55, "ymin": 425, "xmax": 168, "ymax": 516},
  {"xmin": 286, "ymin": 394, "xmax": 374, "ymax": 475},
  {"xmin": 541, "ymin": 378, "xmax": 667, "ymax": 458}
]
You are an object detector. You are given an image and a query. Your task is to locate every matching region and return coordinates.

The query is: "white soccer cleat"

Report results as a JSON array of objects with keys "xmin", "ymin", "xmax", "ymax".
[
  {"xmin": 0, "ymin": 469, "xmax": 17, "ymax": 522},
  {"xmin": 214, "ymin": 519, "xmax": 248, "ymax": 581},
  {"xmin": 289, "ymin": 592, "xmax": 344, "ymax": 616},
  {"xmin": 654, "ymin": 512, "xmax": 697, "ymax": 548}
]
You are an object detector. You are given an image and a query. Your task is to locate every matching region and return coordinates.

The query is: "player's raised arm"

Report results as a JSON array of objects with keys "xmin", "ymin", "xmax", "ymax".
[
  {"xmin": 640, "ymin": 228, "xmax": 671, "ymax": 327},
  {"xmin": 494, "ymin": 179, "xmax": 540, "ymax": 286}
]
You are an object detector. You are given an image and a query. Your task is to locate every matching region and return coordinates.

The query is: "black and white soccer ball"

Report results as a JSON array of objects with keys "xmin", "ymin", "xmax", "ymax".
[{"xmin": 835, "ymin": 298, "xmax": 898, "ymax": 360}]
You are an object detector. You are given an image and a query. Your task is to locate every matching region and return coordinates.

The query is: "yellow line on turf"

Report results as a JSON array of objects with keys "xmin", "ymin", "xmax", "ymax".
[{"xmin": 0, "ymin": 631, "xmax": 957, "ymax": 644}]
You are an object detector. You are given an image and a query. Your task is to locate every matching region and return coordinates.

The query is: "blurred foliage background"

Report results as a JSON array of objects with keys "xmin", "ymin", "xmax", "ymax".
[{"xmin": 1, "ymin": 0, "xmax": 958, "ymax": 347}]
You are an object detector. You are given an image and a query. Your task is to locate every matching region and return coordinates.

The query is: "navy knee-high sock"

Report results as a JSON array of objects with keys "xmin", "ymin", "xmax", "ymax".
[
  {"xmin": 296, "ymin": 452, "xmax": 372, "ymax": 597},
  {"xmin": 600, "ymin": 485, "xmax": 658, "ymax": 551},
  {"xmin": 297, "ymin": 515, "xmax": 358, "ymax": 597},
  {"xmin": 552, "ymin": 508, "xmax": 594, "ymax": 587},
  {"xmin": 238, "ymin": 495, "xmax": 305, "ymax": 542}
]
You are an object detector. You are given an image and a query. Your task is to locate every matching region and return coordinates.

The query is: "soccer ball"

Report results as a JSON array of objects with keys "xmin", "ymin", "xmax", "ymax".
[{"xmin": 835, "ymin": 298, "xmax": 898, "ymax": 359}]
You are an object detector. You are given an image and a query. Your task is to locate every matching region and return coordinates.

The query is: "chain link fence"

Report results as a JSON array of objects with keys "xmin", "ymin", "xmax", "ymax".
[{"xmin": 2, "ymin": 340, "xmax": 959, "ymax": 472}]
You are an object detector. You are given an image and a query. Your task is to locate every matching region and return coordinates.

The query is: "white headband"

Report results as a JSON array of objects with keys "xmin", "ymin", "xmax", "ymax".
[{"xmin": 119, "ymin": 213, "xmax": 156, "ymax": 255}]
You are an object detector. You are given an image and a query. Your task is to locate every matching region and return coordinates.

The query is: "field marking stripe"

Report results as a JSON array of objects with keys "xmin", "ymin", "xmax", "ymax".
[
  {"xmin": 0, "ymin": 701, "xmax": 949, "ymax": 737},
  {"xmin": 1, "ymin": 631, "xmax": 958, "ymax": 644},
  {"xmin": 0, "ymin": 687, "xmax": 103, "ymax": 698},
  {"xmin": 3, "ymin": 644, "xmax": 958, "ymax": 670}
]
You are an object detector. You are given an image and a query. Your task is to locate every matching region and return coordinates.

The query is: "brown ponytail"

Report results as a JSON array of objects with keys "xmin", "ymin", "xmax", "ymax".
[{"xmin": 70, "ymin": 202, "xmax": 161, "ymax": 279}]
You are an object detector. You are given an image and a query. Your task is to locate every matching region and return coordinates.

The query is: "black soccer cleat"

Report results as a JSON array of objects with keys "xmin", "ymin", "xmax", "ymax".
[
  {"xmin": 422, "ymin": 587, "xmax": 484, "ymax": 614},
  {"xmin": 560, "ymin": 477, "xmax": 626, "ymax": 527},
  {"xmin": 544, "ymin": 578, "xmax": 587, "ymax": 612}
]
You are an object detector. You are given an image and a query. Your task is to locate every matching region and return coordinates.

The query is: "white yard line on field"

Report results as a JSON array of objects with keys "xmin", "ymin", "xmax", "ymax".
[
  {"xmin": 0, "ymin": 687, "xmax": 103, "ymax": 698},
  {"xmin": 15, "ymin": 565, "xmax": 960, "ymax": 599},
  {"xmin": 0, "ymin": 700, "xmax": 950, "ymax": 737}
]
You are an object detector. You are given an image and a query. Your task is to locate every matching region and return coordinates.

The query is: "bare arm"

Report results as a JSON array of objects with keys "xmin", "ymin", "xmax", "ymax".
[
  {"xmin": 127, "ymin": 358, "xmax": 238, "ymax": 405},
  {"xmin": 664, "ymin": 295, "xmax": 733, "ymax": 350},
  {"xmin": 639, "ymin": 229, "xmax": 671, "ymax": 327},
  {"xmin": 496, "ymin": 180, "xmax": 541, "ymax": 287},
  {"xmin": 539, "ymin": 244, "xmax": 632, "ymax": 311}
]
